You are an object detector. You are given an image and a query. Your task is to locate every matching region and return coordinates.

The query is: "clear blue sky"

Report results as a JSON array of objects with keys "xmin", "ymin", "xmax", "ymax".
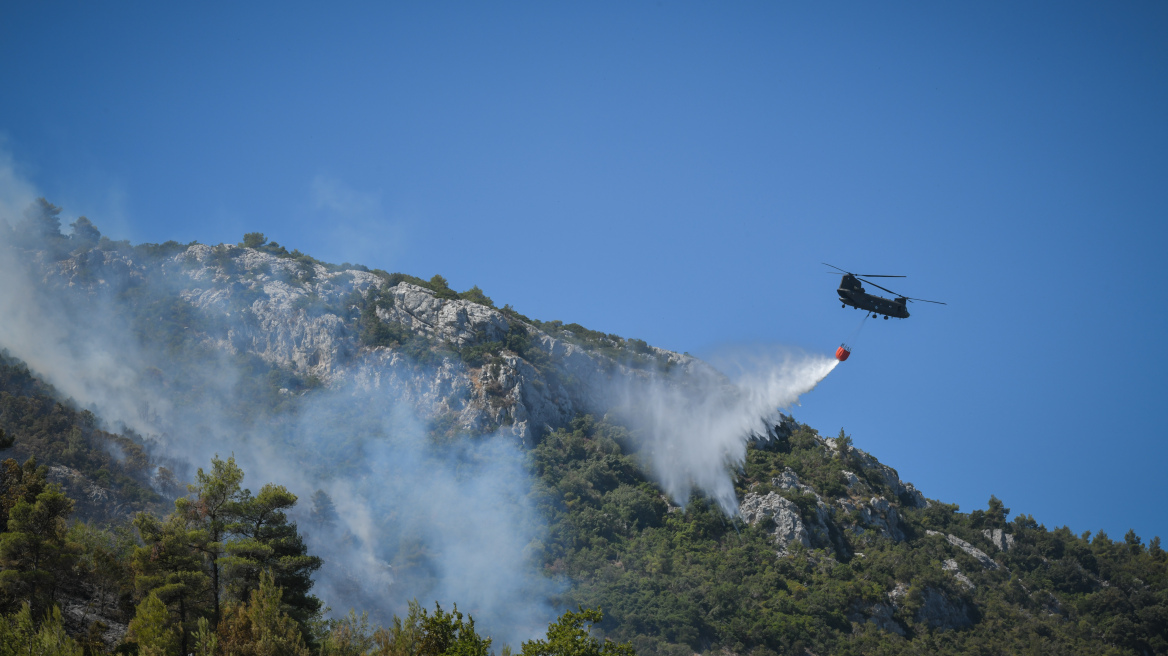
[{"xmin": 2, "ymin": 2, "xmax": 1165, "ymax": 541}]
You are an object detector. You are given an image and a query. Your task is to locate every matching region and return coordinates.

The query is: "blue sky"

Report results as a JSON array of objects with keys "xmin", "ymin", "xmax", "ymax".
[{"xmin": 2, "ymin": 2, "xmax": 1166, "ymax": 541}]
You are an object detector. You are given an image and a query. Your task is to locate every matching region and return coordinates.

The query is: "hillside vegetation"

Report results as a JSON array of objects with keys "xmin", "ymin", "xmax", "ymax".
[
  {"xmin": 2, "ymin": 355, "xmax": 1165, "ymax": 655},
  {"xmin": 0, "ymin": 204, "xmax": 1165, "ymax": 655}
]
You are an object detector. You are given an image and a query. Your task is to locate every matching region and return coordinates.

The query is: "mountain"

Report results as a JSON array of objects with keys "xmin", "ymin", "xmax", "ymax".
[{"xmin": 0, "ymin": 202, "xmax": 1165, "ymax": 655}]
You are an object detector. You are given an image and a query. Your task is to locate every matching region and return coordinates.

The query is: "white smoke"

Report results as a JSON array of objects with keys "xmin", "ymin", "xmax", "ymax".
[
  {"xmin": 0, "ymin": 149, "xmax": 38, "ymax": 223},
  {"xmin": 0, "ymin": 155, "xmax": 838, "ymax": 643},
  {"xmin": 614, "ymin": 347, "xmax": 838, "ymax": 515},
  {"xmin": 0, "ymin": 164, "xmax": 557, "ymax": 646}
]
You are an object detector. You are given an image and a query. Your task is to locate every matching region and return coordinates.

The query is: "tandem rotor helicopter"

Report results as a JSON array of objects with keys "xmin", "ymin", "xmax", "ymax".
[
  {"xmin": 824, "ymin": 263, "xmax": 946, "ymax": 320},
  {"xmin": 825, "ymin": 263, "xmax": 946, "ymax": 362}
]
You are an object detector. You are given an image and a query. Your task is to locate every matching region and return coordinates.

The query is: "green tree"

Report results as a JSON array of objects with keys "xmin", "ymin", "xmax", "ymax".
[
  {"xmin": 69, "ymin": 217, "xmax": 102, "ymax": 244},
  {"xmin": 128, "ymin": 593, "xmax": 180, "ymax": 656},
  {"xmin": 177, "ymin": 454, "xmax": 245, "ymax": 624},
  {"xmin": 428, "ymin": 275, "xmax": 458, "ymax": 300},
  {"xmin": 69, "ymin": 521, "xmax": 134, "ymax": 619},
  {"xmin": 416, "ymin": 603, "xmax": 491, "ymax": 656},
  {"xmin": 0, "ymin": 603, "xmax": 83, "ymax": 656},
  {"xmin": 19, "ymin": 199, "xmax": 64, "ymax": 239},
  {"xmin": 521, "ymin": 608, "xmax": 635, "ymax": 656},
  {"xmin": 458, "ymin": 286, "xmax": 495, "ymax": 308},
  {"xmin": 0, "ymin": 484, "xmax": 78, "ymax": 613},
  {"xmin": 217, "ymin": 570, "xmax": 310, "ymax": 656},
  {"xmin": 317, "ymin": 609, "xmax": 375, "ymax": 656},
  {"xmin": 359, "ymin": 287, "xmax": 408, "ymax": 348},
  {"xmin": 132, "ymin": 511, "xmax": 211, "ymax": 655},
  {"xmin": 0, "ymin": 457, "xmax": 48, "ymax": 532},
  {"xmin": 309, "ymin": 490, "xmax": 338, "ymax": 528},
  {"xmin": 834, "ymin": 428, "xmax": 854, "ymax": 468},
  {"xmin": 222, "ymin": 483, "xmax": 323, "ymax": 630},
  {"xmin": 986, "ymin": 495, "xmax": 1010, "ymax": 529},
  {"xmin": 371, "ymin": 600, "xmax": 424, "ymax": 656},
  {"xmin": 242, "ymin": 233, "xmax": 267, "ymax": 249},
  {"xmin": 192, "ymin": 617, "xmax": 218, "ymax": 656}
]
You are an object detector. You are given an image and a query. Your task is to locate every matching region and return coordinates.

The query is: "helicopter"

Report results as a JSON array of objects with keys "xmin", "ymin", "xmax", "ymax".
[{"xmin": 824, "ymin": 263, "xmax": 946, "ymax": 320}]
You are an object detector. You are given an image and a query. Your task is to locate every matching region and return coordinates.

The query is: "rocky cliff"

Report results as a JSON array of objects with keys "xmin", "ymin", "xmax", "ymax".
[{"xmin": 30, "ymin": 238, "xmax": 710, "ymax": 445}]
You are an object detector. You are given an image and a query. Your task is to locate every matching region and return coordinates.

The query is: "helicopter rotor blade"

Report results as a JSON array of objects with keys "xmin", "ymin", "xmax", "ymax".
[
  {"xmin": 855, "ymin": 276, "xmax": 902, "ymax": 296},
  {"xmin": 905, "ymin": 297, "xmax": 947, "ymax": 305},
  {"xmin": 822, "ymin": 262, "xmax": 905, "ymax": 277}
]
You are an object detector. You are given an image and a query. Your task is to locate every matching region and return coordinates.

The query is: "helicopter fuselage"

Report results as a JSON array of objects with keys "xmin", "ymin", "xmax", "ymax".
[{"xmin": 837, "ymin": 274, "xmax": 910, "ymax": 319}]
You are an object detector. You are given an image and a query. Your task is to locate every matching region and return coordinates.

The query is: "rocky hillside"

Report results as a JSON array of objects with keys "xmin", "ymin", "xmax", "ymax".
[
  {"xmin": 18, "ymin": 218, "xmax": 706, "ymax": 445},
  {"xmin": 532, "ymin": 416, "xmax": 1167, "ymax": 655},
  {"xmin": 1, "ymin": 206, "xmax": 1166, "ymax": 655}
]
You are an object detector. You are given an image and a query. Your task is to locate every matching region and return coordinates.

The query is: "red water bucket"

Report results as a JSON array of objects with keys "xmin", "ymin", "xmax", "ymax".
[{"xmin": 835, "ymin": 344, "xmax": 851, "ymax": 362}]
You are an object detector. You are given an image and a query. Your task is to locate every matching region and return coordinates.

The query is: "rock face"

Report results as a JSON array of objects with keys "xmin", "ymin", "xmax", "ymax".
[
  {"xmin": 60, "ymin": 594, "xmax": 128, "ymax": 650},
  {"xmin": 36, "ymin": 243, "xmax": 705, "ymax": 444},
  {"xmin": 942, "ymin": 559, "xmax": 976, "ymax": 590},
  {"xmin": 983, "ymin": 528, "xmax": 1016, "ymax": 552},
  {"xmin": 847, "ymin": 599, "xmax": 906, "ymax": 636},
  {"xmin": 741, "ymin": 454, "xmax": 936, "ymax": 559},
  {"xmin": 836, "ymin": 494, "xmax": 906, "ymax": 543},
  {"xmin": 915, "ymin": 586, "xmax": 976, "ymax": 630},
  {"xmin": 740, "ymin": 468, "xmax": 840, "ymax": 555},
  {"xmin": 740, "ymin": 492, "xmax": 810, "ymax": 554},
  {"xmin": 929, "ymin": 531, "xmax": 999, "ymax": 570},
  {"xmin": 851, "ymin": 578, "xmax": 974, "ymax": 633}
]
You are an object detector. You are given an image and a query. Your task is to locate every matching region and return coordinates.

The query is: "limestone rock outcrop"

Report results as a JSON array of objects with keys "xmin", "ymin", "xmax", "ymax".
[
  {"xmin": 928, "ymin": 530, "xmax": 999, "ymax": 570},
  {"xmin": 983, "ymin": 528, "xmax": 1015, "ymax": 552},
  {"xmin": 740, "ymin": 492, "xmax": 810, "ymax": 555},
  {"xmin": 942, "ymin": 559, "xmax": 976, "ymax": 590},
  {"xmin": 39, "ymin": 243, "xmax": 705, "ymax": 444}
]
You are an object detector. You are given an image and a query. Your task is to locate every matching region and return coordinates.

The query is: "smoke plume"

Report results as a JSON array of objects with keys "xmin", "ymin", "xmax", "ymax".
[
  {"xmin": 0, "ymin": 178, "xmax": 557, "ymax": 646},
  {"xmin": 0, "ymin": 159, "xmax": 838, "ymax": 643}
]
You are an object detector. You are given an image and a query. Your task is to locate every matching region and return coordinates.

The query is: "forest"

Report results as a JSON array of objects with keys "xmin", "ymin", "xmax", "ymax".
[
  {"xmin": 0, "ymin": 446, "xmax": 630, "ymax": 656},
  {"xmin": 1, "ymin": 358, "xmax": 1165, "ymax": 655},
  {"xmin": 0, "ymin": 210, "xmax": 1165, "ymax": 654}
]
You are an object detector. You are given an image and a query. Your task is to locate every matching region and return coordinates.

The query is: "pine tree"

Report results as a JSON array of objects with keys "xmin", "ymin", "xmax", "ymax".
[
  {"xmin": 192, "ymin": 617, "xmax": 218, "ymax": 656},
  {"xmin": 19, "ymin": 199, "xmax": 64, "ymax": 240},
  {"xmin": 309, "ymin": 490, "xmax": 338, "ymax": 528},
  {"xmin": 0, "ymin": 457, "xmax": 48, "ymax": 531},
  {"xmin": 416, "ymin": 603, "xmax": 491, "ymax": 656},
  {"xmin": 371, "ymin": 600, "xmax": 424, "ymax": 656},
  {"xmin": 217, "ymin": 570, "xmax": 310, "ymax": 656},
  {"xmin": 176, "ymin": 454, "xmax": 245, "ymax": 625},
  {"xmin": 835, "ymin": 428, "xmax": 854, "ymax": 468},
  {"xmin": 128, "ymin": 593, "xmax": 180, "ymax": 656},
  {"xmin": 223, "ymin": 483, "xmax": 322, "ymax": 631},
  {"xmin": 131, "ymin": 512, "xmax": 211, "ymax": 655},
  {"xmin": 521, "ymin": 608, "xmax": 635, "ymax": 656},
  {"xmin": 0, "ymin": 603, "xmax": 83, "ymax": 656},
  {"xmin": 0, "ymin": 484, "xmax": 78, "ymax": 613}
]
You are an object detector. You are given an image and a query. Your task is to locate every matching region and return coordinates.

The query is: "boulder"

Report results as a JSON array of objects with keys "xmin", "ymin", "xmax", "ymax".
[
  {"xmin": 983, "ymin": 528, "xmax": 1015, "ymax": 552},
  {"xmin": 840, "ymin": 470, "xmax": 862, "ymax": 491},
  {"xmin": 740, "ymin": 492, "xmax": 810, "ymax": 554},
  {"xmin": 770, "ymin": 469, "xmax": 835, "ymax": 547}
]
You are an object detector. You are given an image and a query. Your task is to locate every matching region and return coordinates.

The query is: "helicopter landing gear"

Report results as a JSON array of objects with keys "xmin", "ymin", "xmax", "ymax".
[{"xmin": 884, "ymin": 315, "xmax": 888, "ymax": 320}]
